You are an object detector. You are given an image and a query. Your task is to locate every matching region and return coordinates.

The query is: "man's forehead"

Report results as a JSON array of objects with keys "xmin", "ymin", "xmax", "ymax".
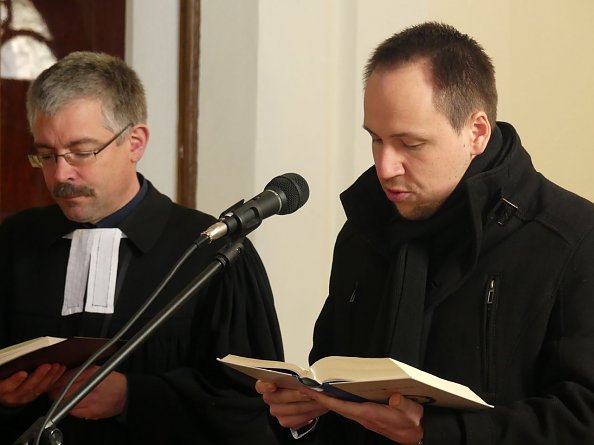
[
  {"xmin": 32, "ymin": 106, "xmax": 110, "ymax": 146},
  {"xmin": 367, "ymin": 57, "xmax": 433, "ymax": 83}
]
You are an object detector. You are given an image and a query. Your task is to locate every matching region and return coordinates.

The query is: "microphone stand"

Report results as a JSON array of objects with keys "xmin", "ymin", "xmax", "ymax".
[{"xmin": 14, "ymin": 239, "xmax": 246, "ymax": 445}]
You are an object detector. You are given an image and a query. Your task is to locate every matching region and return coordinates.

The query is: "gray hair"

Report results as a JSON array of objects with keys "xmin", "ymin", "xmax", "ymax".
[{"xmin": 27, "ymin": 51, "xmax": 147, "ymax": 136}]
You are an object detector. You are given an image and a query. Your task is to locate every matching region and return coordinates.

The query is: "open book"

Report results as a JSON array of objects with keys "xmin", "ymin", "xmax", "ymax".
[
  {"xmin": 0, "ymin": 336, "xmax": 122, "ymax": 380},
  {"xmin": 219, "ymin": 354, "xmax": 492, "ymax": 410}
]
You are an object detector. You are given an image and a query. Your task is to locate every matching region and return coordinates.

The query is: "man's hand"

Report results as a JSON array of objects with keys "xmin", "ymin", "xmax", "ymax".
[
  {"xmin": 303, "ymin": 388, "xmax": 424, "ymax": 445},
  {"xmin": 255, "ymin": 380, "xmax": 329, "ymax": 429},
  {"xmin": 0, "ymin": 363, "xmax": 66, "ymax": 407},
  {"xmin": 48, "ymin": 366, "xmax": 127, "ymax": 420}
]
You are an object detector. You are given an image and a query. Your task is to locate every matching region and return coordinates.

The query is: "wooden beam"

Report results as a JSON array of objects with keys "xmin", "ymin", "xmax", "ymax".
[{"xmin": 176, "ymin": 0, "xmax": 200, "ymax": 207}]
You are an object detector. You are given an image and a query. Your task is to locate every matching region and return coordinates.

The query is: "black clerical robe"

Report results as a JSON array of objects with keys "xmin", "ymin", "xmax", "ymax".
[{"xmin": 0, "ymin": 180, "xmax": 284, "ymax": 444}]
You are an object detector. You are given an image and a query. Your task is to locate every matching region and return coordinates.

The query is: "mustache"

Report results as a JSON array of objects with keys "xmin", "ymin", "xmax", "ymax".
[
  {"xmin": 381, "ymin": 180, "xmax": 410, "ymax": 191},
  {"xmin": 52, "ymin": 183, "xmax": 95, "ymax": 198}
]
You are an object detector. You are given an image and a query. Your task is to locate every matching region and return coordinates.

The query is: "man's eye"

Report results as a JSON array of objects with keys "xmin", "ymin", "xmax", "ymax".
[
  {"xmin": 71, "ymin": 152, "xmax": 94, "ymax": 159},
  {"xmin": 402, "ymin": 142, "xmax": 423, "ymax": 149},
  {"xmin": 38, "ymin": 153, "xmax": 55, "ymax": 161}
]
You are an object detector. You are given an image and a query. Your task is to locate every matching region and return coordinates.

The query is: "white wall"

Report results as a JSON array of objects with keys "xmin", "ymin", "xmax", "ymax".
[
  {"xmin": 135, "ymin": 0, "xmax": 594, "ymax": 365},
  {"xmin": 125, "ymin": 0, "xmax": 179, "ymax": 199},
  {"xmin": 427, "ymin": 1, "xmax": 594, "ymax": 199},
  {"xmin": 198, "ymin": 1, "xmax": 259, "ymax": 210}
]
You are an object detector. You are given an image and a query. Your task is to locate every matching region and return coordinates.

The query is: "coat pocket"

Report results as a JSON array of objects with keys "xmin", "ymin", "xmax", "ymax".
[{"xmin": 482, "ymin": 275, "xmax": 498, "ymax": 392}]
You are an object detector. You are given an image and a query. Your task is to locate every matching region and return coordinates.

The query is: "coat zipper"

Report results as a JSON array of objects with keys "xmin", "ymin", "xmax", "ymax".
[{"xmin": 483, "ymin": 276, "xmax": 497, "ymax": 391}]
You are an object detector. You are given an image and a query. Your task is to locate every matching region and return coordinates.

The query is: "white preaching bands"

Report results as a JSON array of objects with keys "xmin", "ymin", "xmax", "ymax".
[{"xmin": 62, "ymin": 228, "xmax": 126, "ymax": 316}]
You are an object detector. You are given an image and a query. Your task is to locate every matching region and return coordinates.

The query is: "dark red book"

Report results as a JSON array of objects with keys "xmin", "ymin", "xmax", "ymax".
[{"xmin": 0, "ymin": 337, "xmax": 122, "ymax": 379}]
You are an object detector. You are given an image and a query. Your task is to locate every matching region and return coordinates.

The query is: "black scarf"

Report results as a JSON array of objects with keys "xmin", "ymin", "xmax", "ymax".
[{"xmin": 360, "ymin": 126, "xmax": 508, "ymax": 366}]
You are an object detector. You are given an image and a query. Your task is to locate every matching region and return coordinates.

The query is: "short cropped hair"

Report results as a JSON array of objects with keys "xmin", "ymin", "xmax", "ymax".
[
  {"xmin": 27, "ymin": 51, "xmax": 147, "ymax": 135},
  {"xmin": 364, "ymin": 22, "xmax": 497, "ymax": 132}
]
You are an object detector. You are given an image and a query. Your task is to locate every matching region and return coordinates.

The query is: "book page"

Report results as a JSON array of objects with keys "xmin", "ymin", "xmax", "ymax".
[
  {"xmin": 218, "ymin": 355, "xmax": 315, "ymax": 389},
  {"xmin": 219, "ymin": 355, "xmax": 308, "ymax": 376},
  {"xmin": 311, "ymin": 356, "xmax": 409, "ymax": 383}
]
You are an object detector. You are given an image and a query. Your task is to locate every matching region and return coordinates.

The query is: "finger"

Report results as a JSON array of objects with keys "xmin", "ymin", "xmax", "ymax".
[
  {"xmin": 50, "ymin": 365, "xmax": 98, "ymax": 397},
  {"xmin": 306, "ymin": 390, "xmax": 357, "ymax": 416},
  {"xmin": 48, "ymin": 374, "xmax": 86, "ymax": 400},
  {"xmin": 267, "ymin": 397, "xmax": 326, "ymax": 429},
  {"xmin": 265, "ymin": 393, "xmax": 328, "ymax": 430},
  {"xmin": 36, "ymin": 364, "xmax": 67, "ymax": 392},
  {"xmin": 310, "ymin": 391, "xmax": 423, "ymax": 443},
  {"xmin": 51, "ymin": 379, "xmax": 84, "ymax": 401},
  {"xmin": 0, "ymin": 367, "xmax": 53, "ymax": 406},
  {"xmin": 14, "ymin": 364, "xmax": 54, "ymax": 395},
  {"xmin": 262, "ymin": 387, "xmax": 314, "ymax": 406},
  {"xmin": 51, "ymin": 369, "xmax": 75, "ymax": 389},
  {"xmin": 305, "ymin": 390, "xmax": 394, "ymax": 428},
  {"xmin": 388, "ymin": 393, "xmax": 424, "ymax": 419},
  {"xmin": 52, "ymin": 365, "xmax": 97, "ymax": 389},
  {"xmin": 267, "ymin": 397, "xmax": 322, "ymax": 416},
  {"xmin": 0, "ymin": 371, "xmax": 29, "ymax": 393},
  {"xmin": 50, "ymin": 380, "xmax": 77, "ymax": 398},
  {"xmin": 255, "ymin": 380, "xmax": 277, "ymax": 394}
]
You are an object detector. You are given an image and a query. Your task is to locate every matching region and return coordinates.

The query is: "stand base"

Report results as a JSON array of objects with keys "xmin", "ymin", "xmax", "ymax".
[{"xmin": 13, "ymin": 416, "xmax": 63, "ymax": 445}]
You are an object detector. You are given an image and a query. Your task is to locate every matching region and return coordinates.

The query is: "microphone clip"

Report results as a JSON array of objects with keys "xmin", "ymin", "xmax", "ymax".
[{"xmin": 219, "ymin": 200, "xmax": 245, "ymax": 219}]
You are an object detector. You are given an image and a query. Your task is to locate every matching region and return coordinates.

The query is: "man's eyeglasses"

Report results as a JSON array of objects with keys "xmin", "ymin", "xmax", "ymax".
[{"xmin": 28, "ymin": 124, "xmax": 133, "ymax": 168}]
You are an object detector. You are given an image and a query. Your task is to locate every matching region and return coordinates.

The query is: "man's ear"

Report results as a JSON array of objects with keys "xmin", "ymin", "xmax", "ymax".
[
  {"xmin": 468, "ymin": 111, "xmax": 491, "ymax": 157},
  {"xmin": 128, "ymin": 124, "xmax": 149, "ymax": 163}
]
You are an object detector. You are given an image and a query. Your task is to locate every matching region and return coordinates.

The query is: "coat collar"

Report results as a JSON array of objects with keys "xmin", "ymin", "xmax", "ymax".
[
  {"xmin": 118, "ymin": 181, "xmax": 172, "ymax": 253},
  {"xmin": 341, "ymin": 122, "xmax": 536, "ymax": 254},
  {"xmin": 340, "ymin": 122, "xmax": 540, "ymax": 309}
]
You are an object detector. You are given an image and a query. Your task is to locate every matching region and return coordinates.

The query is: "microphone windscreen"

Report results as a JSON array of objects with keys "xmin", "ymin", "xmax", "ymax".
[{"xmin": 266, "ymin": 173, "xmax": 309, "ymax": 215}]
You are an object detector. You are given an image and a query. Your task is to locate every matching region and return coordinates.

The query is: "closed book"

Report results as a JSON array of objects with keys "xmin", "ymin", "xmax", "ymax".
[{"xmin": 0, "ymin": 337, "xmax": 122, "ymax": 379}]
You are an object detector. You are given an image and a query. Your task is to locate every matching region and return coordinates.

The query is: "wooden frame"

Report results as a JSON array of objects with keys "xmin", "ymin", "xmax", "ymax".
[{"xmin": 176, "ymin": 0, "xmax": 200, "ymax": 208}]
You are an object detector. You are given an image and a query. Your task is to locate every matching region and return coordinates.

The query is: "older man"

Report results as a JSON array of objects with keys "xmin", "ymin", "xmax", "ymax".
[{"xmin": 0, "ymin": 52, "xmax": 284, "ymax": 444}]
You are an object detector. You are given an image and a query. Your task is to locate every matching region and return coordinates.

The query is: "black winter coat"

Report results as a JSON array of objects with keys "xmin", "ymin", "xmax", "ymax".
[{"xmin": 310, "ymin": 123, "xmax": 594, "ymax": 444}]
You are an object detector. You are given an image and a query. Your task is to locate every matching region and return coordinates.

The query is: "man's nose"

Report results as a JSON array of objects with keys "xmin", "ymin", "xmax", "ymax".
[
  {"xmin": 374, "ymin": 146, "xmax": 405, "ymax": 180},
  {"xmin": 51, "ymin": 155, "xmax": 77, "ymax": 182}
]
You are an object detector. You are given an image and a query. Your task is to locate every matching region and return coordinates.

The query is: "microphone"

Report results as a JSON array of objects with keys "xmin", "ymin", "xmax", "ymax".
[{"xmin": 201, "ymin": 173, "xmax": 309, "ymax": 242}]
